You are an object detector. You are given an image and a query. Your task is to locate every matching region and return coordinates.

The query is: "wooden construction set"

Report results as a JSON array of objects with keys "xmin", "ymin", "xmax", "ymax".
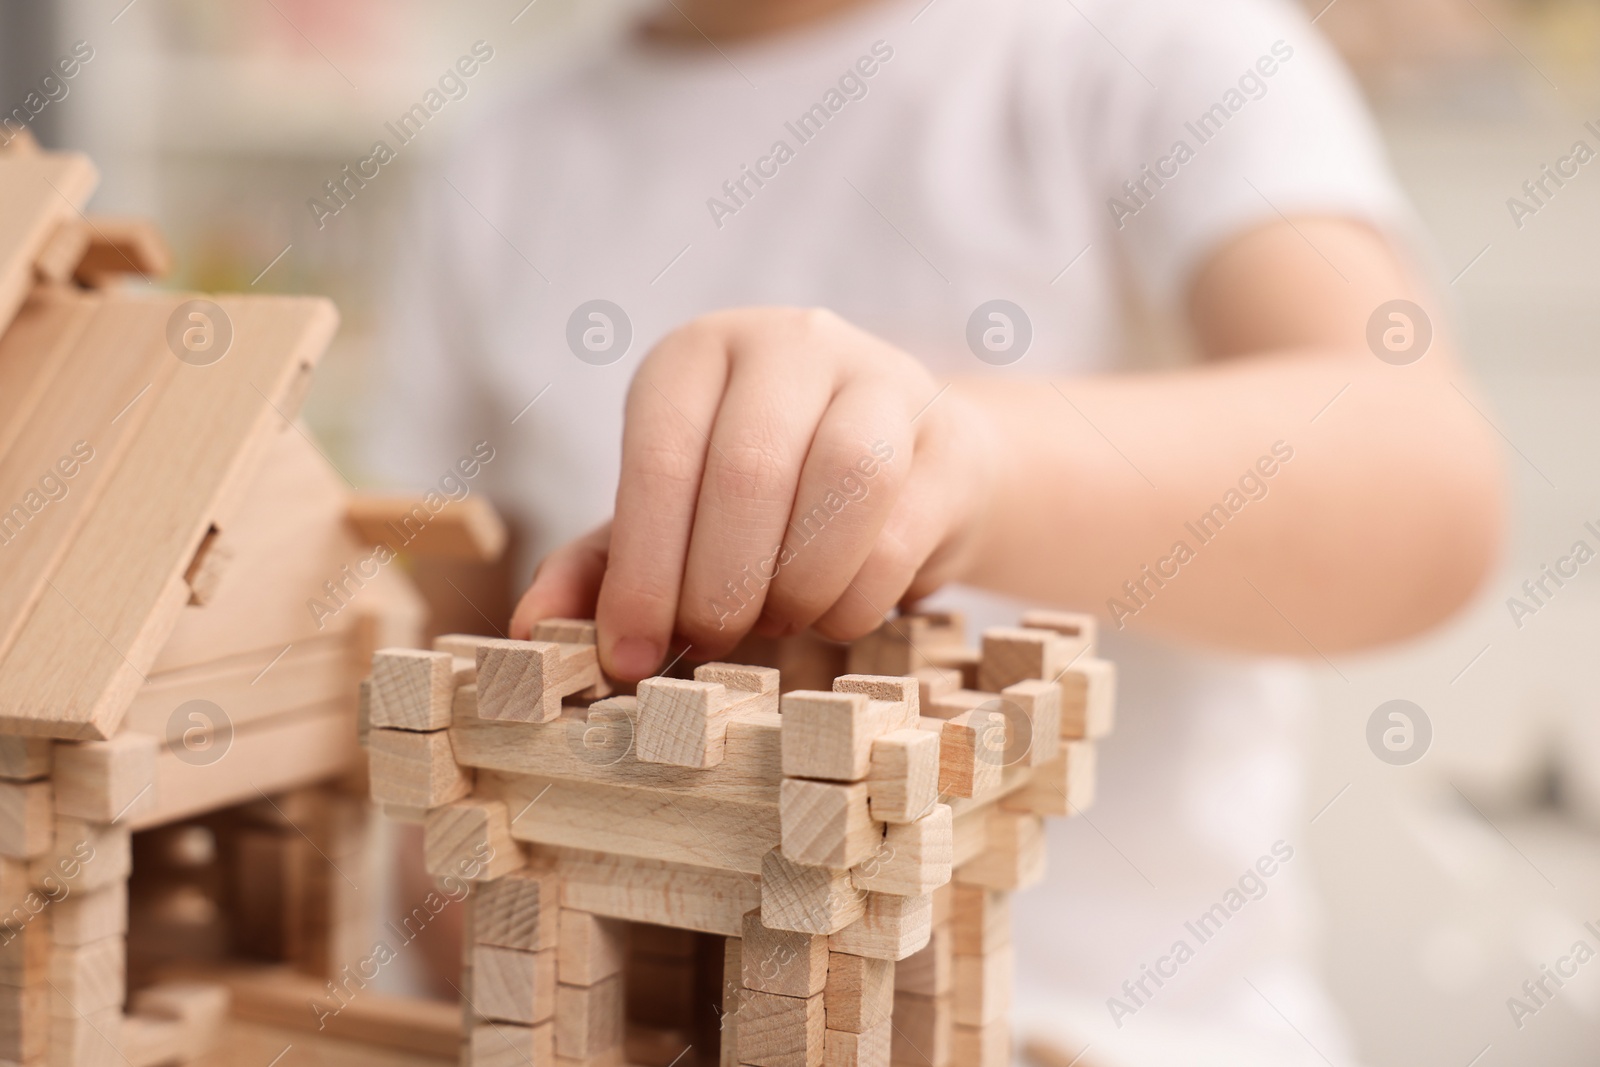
[
  {"xmin": 369, "ymin": 608, "xmax": 1116, "ymax": 1067},
  {"xmin": 0, "ymin": 134, "xmax": 1118, "ymax": 1065}
]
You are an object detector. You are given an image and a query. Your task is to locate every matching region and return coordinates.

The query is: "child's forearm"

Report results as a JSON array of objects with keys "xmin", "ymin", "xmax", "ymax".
[{"xmin": 955, "ymin": 349, "xmax": 1504, "ymax": 653}]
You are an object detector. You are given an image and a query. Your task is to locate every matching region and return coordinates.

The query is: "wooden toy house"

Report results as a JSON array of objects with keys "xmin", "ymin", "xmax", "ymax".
[
  {"xmin": 367, "ymin": 610, "xmax": 1115, "ymax": 1067},
  {"xmin": 0, "ymin": 136, "xmax": 504, "ymax": 1065}
]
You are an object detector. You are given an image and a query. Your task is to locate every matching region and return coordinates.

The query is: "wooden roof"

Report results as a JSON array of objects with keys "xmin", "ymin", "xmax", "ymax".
[{"xmin": 0, "ymin": 145, "xmax": 339, "ymax": 740}]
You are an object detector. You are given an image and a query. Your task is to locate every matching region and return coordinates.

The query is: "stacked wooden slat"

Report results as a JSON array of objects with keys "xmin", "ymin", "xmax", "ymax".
[{"xmin": 369, "ymin": 607, "xmax": 1115, "ymax": 1067}]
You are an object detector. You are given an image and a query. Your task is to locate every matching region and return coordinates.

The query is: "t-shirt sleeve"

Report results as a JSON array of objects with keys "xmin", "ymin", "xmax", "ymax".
[
  {"xmin": 1086, "ymin": 0, "xmax": 1413, "ymax": 309},
  {"xmin": 357, "ymin": 165, "xmax": 488, "ymax": 491}
]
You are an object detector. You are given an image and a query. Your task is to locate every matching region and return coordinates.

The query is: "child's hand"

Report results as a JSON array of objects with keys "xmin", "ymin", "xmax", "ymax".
[{"xmin": 510, "ymin": 308, "xmax": 999, "ymax": 680}]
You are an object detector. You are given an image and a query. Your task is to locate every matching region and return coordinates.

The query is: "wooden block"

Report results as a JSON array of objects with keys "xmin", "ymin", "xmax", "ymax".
[
  {"xmin": 829, "ymin": 893, "xmax": 932, "ymax": 961},
  {"xmin": 0, "ymin": 982, "xmax": 46, "ymax": 1063},
  {"xmin": 126, "ymin": 980, "xmax": 229, "ymax": 1062},
  {"xmin": 954, "ymin": 813, "xmax": 1045, "ymax": 892},
  {"xmin": 49, "ymin": 1005, "xmax": 121, "ymax": 1067},
  {"xmin": 31, "ymin": 818, "xmax": 129, "ymax": 892},
  {"xmin": 722, "ymin": 936, "xmax": 744, "ymax": 1067},
  {"xmin": 346, "ymin": 491, "xmax": 508, "ymax": 562},
  {"xmin": 370, "ymin": 648, "xmax": 456, "ymax": 731},
  {"xmin": 0, "ymin": 919, "xmax": 49, "ymax": 986},
  {"xmin": 781, "ymin": 692, "xmax": 899, "ymax": 783},
  {"xmin": 1018, "ymin": 609, "xmax": 1096, "ymax": 650},
  {"xmin": 49, "ymin": 882, "xmax": 127, "ymax": 947},
  {"xmin": 977, "ymin": 627, "xmax": 1081, "ymax": 694},
  {"xmin": 948, "ymin": 887, "xmax": 1009, "ymax": 957},
  {"xmin": 47, "ymin": 936, "xmax": 124, "ymax": 1014},
  {"xmin": 0, "ymin": 738, "xmax": 50, "ymax": 782},
  {"xmin": 478, "ymin": 640, "xmax": 598, "ymax": 724},
  {"xmin": 760, "ymin": 849, "xmax": 865, "ymax": 936},
  {"xmin": 694, "ymin": 663, "xmax": 780, "ymax": 713},
  {"xmin": 33, "ymin": 219, "xmax": 90, "ymax": 284},
  {"xmin": 930, "ymin": 883, "xmax": 953, "ymax": 927},
  {"xmin": 999, "ymin": 679, "xmax": 1060, "ymax": 766},
  {"xmin": 635, "ymin": 678, "xmax": 736, "ymax": 769},
  {"xmin": 473, "ymin": 944, "xmax": 556, "ymax": 1024},
  {"xmin": 922, "ymin": 647, "xmax": 978, "ymax": 691},
  {"xmin": 52, "ymin": 732, "xmax": 157, "ymax": 822},
  {"xmin": 825, "ymin": 1022, "xmax": 890, "ymax": 1067},
  {"xmin": 951, "ymin": 943, "xmax": 1013, "ymax": 1026},
  {"xmin": 554, "ymin": 850, "xmax": 759, "ymax": 936},
  {"xmin": 909, "ymin": 667, "xmax": 960, "ymax": 711},
  {"xmin": 739, "ymin": 990, "xmax": 825, "ymax": 1067},
  {"xmin": 1001, "ymin": 742, "xmax": 1095, "ymax": 818},
  {"xmin": 889, "ymin": 992, "xmax": 950, "ymax": 1067},
  {"xmin": 949, "ymin": 809, "xmax": 989, "ymax": 869},
  {"xmin": 497, "ymin": 772, "xmax": 778, "ymax": 875},
  {"xmin": 471, "ymin": 1020, "xmax": 554, "ymax": 1067},
  {"xmin": 367, "ymin": 728, "xmax": 471, "ymax": 809},
  {"xmin": 0, "ymin": 782, "xmax": 51, "ymax": 859},
  {"xmin": 865, "ymin": 730, "xmax": 939, "ymax": 826},
  {"xmin": 822, "ymin": 952, "xmax": 893, "ymax": 1033},
  {"xmin": 554, "ymin": 975, "xmax": 624, "ymax": 1059},
  {"xmin": 929, "ymin": 712, "xmax": 1001, "ymax": 801},
  {"xmin": 741, "ymin": 909, "xmax": 828, "ymax": 998},
  {"xmin": 74, "ymin": 216, "xmax": 173, "ymax": 285},
  {"xmin": 434, "ymin": 633, "xmax": 490, "ymax": 659},
  {"xmin": 424, "ymin": 799, "xmax": 524, "ymax": 880},
  {"xmin": 558, "ymin": 910, "xmax": 625, "ymax": 985},
  {"xmin": 852, "ymin": 805, "xmax": 951, "ymax": 898},
  {"xmin": 893, "ymin": 925, "xmax": 951, "ymax": 996},
  {"xmin": 1058, "ymin": 659, "xmax": 1115, "ymax": 739},
  {"xmin": 780, "ymin": 780, "xmax": 878, "ymax": 869},
  {"xmin": 949, "ymin": 1022, "xmax": 1009, "ymax": 1067},
  {"xmin": 831, "ymin": 676, "xmax": 919, "ymax": 726},
  {"xmin": 475, "ymin": 865, "xmax": 560, "ymax": 951},
  {"xmin": 846, "ymin": 615, "xmax": 965, "ymax": 676}
]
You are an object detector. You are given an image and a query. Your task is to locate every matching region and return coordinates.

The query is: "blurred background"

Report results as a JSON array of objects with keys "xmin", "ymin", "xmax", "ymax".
[{"xmin": 4, "ymin": 0, "xmax": 1597, "ymax": 1062}]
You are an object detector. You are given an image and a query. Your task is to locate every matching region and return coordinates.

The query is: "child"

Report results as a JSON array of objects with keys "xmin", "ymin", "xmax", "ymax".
[{"xmin": 368, "ymin": 0, "xmax": 1502, "ymax": 1061}]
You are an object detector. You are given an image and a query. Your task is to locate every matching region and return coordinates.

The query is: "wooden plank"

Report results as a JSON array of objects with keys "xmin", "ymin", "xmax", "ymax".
[
  {"xmin": 128, "ymin": 701, "xmax": 358, "ymax": 831},
  {"xmin": 557, "ymin": 910, "xmax": 625, "ymax": 986},
  {"xmin": 423, "ymin": 798, "xmax": 523, "ymax": 880},
  {"xmin": 126, "ymin": 632, "xmax": 353, "ymax": 737},
  {"xmin": 822, "ymin": 952, "xmax": 892, "ymax": 1033},
  {"xmin": 52, "ymin": 731, "xmax": 158, "ymax": 823},
  {"xmin": 552, "ymin": 849, "xmax": 760, "ymax": 936},
  {"xmin": 828, "ymin": 894, "xmax": 932, "ymax": 962},
  {"xmin": 368, "ymin": 727, "xmax": 471, "ymax": 812},
  {"xmin": 779, "ymin": 779, "xmax": 878, "ymax": 870},
  {"xmin": 0, "ymin": 150, "xmax": 97, "ymax": 330},
  {"xmin": 739, "ymin": 990, "xmax": 824, "ymax": 1067},
  {"xmin": 32, "ymin": 218, "xmax": 89, "ymax": 284},
  {"xmin": 474, "ymin": 864, "xmax": 560, "ymax": 952},
  {"xmin": 73, "ymin": 217, "xmax": 172, "ymax": 287},
  {"xmin": 850, "ymin": 805, "xmax": 952, "ymax": 898},
  {"xmin": 0, "ymin": 295, "xmax": 179, "ymax": 663},
  {"xmin": 0, "ymin": 294, "xmax": 339, "ymax": 739},
  {"xmin": 216, "ymin": 964, "xmax": 460, "ymax": 1057},
  {"xmin": 489, "ymin": 772, "xmax": 778, "ymax": 875},
  {"xmin": 450, "ymin": 696, "xmax": 780, "ymax": 806},
  {"xmin": 740, "ymin": 908, "xmax": 828, "ymax": 998},
  {"xmin": 345, "ymin": 492, "xmax": 507, "ymax": 562},
  {"xmin": 0, "ymin": 737, "xmax": 50, "ymax": 782},
  {"xmin": 0, "ymin": 781, "xmax": 51, "ymax": 859},
  {"xmin": 759, "ymin": 848, "xmax": 864, "ymax": 936},
  {"xmin": 151, "ymin": 426, "xmax": 424, "ymax": 674}
]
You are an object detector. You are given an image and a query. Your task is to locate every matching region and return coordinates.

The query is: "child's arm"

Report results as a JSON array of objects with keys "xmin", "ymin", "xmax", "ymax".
[{"xmin": 513, "ymin": 217, "xmax": 1504, "ymax": 679}]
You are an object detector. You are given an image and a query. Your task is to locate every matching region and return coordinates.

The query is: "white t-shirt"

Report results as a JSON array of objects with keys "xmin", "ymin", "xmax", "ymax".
[{"xmin": 365, "ymin": 1, "xmax": 1406, "ymax": 1062}]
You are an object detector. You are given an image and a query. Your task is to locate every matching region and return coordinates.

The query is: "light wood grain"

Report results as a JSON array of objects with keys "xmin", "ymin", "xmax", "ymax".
[
  {"xmin": 370, "ymin": 648, "xmax": 455, "ymax": 731},
  {"xmin": 864, "ymin": 729, "xmax": 939, "ymax": 825},
  {"xmin": 850, "ymin": 805, "xmax": 952, "ymax": 898},
  {"xmin": 477, "ymin": 640, "xmax": 598, "ymax": 724},
  {"xmin": 822, "ymin": 952, "xmax": 892, "ymax": 1033},
  {"xmin": 0, "ymin": 295, "xmax": 338, "ymax": 739},
  {"xmin": 52, "ymin": 732, "xmax": 157, "ymax": 823},
  {"xmin": 829, "ymin": 893, "xmax": 932, "ymax": 962},
  {"xmin": 738, "ymin": 989, "xmax": 825, "ymax": 1067},
  {"xmin": 367, "ymin": 725, "xmax": 471, "ymax": 812},
  {"xmin": 346, "ymin": 492, "xmax": 508, "ymax": 562},
  {"xmin": 779, "ymin": 779, "xmax": 878, "ymax": 870},
  {"xmin": 740, "ymin": 908, "xmax": 828, "ymax": 998},
  {"xmin": 759, "ymin": 848, "xmax": 864, "ymax": 936},
  {"xmin": 557, "ymin": 909, "xmax": 625, "ymax": 986},
  {"xmin": 552, "ymin": 849, "xmax": 760, "ymax": 936}
]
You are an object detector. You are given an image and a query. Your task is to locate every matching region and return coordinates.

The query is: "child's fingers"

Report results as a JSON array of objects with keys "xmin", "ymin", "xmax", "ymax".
[
  {"xmin": 810, "ymin": 448, "xmax": 951, "ymax": 641},
  {"xmin": 509, "ymin": 522, "xmax": 611, "ymax": 639},
  {"xmin": 595, "ymin": 339, "xmax": 730, "ymax": 680},
  {"xmin": 673, "ymin": 352, "xmax": 834, "ymax": 655},
  {"xmin": 758, "ymin": 381, "xmax": 910, "ymax": 635}
]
